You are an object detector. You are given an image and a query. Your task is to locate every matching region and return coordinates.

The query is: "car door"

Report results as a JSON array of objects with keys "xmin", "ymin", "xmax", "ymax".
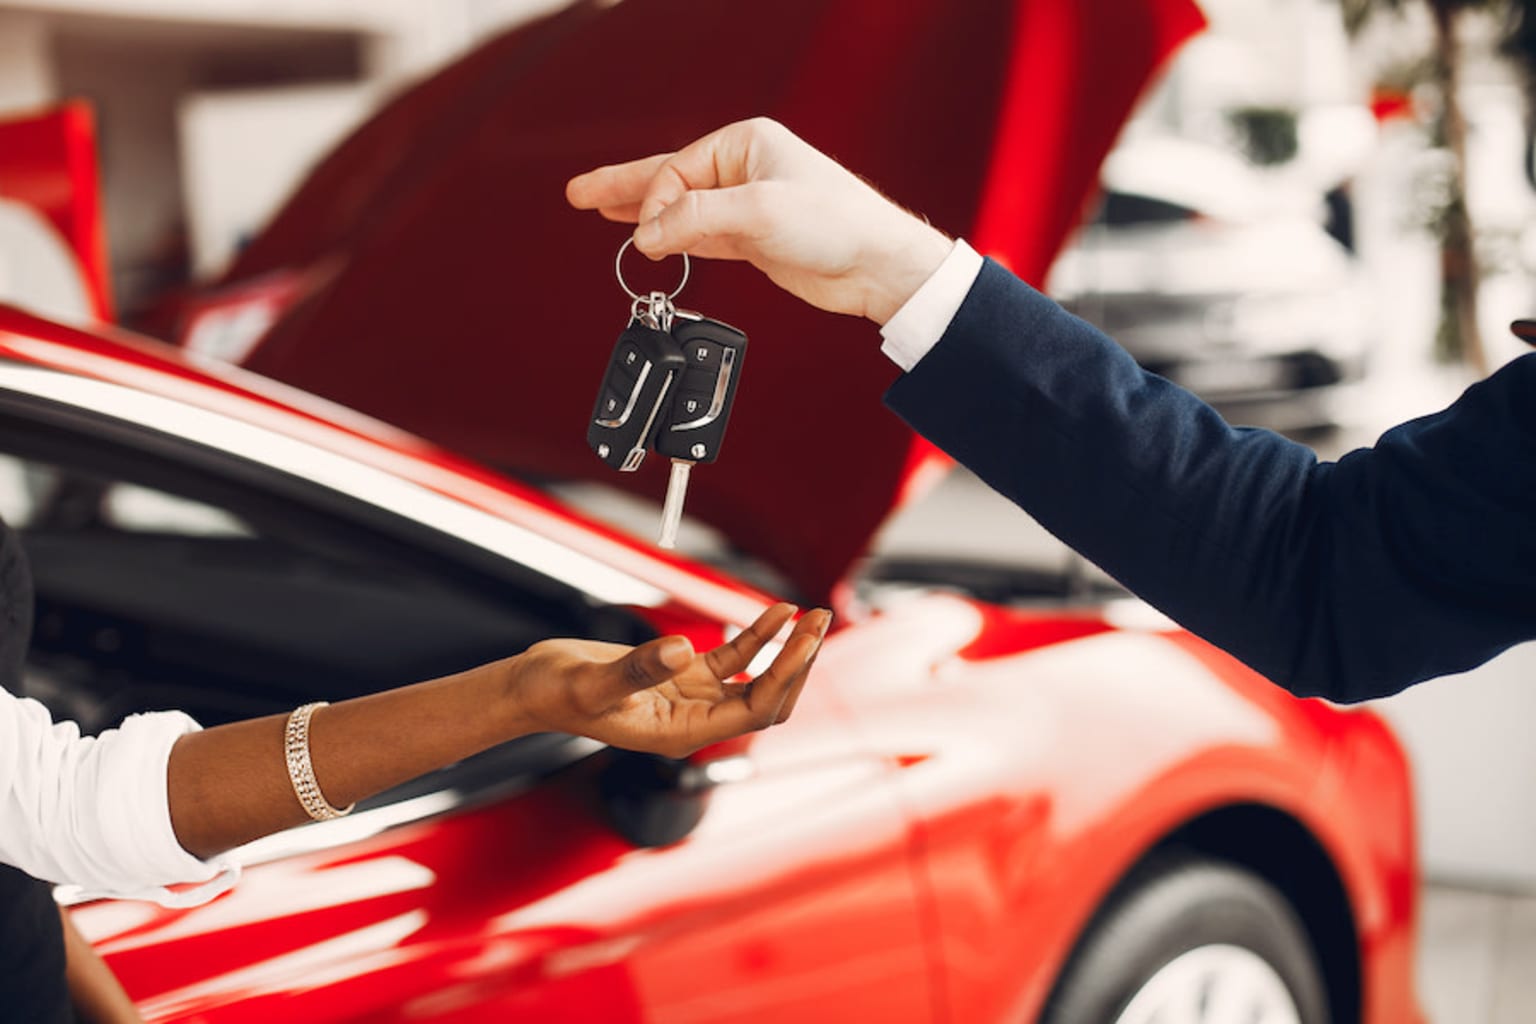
[{"xmin": 0, "ymin": 363, "xmax": 935, "ymax": 1023}]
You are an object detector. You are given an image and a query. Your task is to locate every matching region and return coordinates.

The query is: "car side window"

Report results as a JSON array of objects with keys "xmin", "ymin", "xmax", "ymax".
[
  {"xmin": 0, "ymin": 428, "xmax": 605, "ymax": 756},
  {"xmin": 1094, "ymin": 190, "xmax": 1199, "ymax": 227}
]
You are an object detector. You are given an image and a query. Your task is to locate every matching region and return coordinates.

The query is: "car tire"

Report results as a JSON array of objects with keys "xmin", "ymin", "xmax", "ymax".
[{"xmin": 1041, "ymin": 853, "xmax": 1330, "ymax": 1024}]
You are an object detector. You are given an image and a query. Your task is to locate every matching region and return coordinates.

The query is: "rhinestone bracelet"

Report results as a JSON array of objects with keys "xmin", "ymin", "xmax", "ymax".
[{"xmin": 284, "ymin": 701, "xmax": 355, "ymax": 822}]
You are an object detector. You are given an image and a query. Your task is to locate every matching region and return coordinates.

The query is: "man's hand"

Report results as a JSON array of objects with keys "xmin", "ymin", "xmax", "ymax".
[
  {"xmin": 508, "ymin": 603, "xmax": 830, "ymax": 758},
  {"xmin": 566, "ymin": 118, "xmax": 952, "ymax": 325}
]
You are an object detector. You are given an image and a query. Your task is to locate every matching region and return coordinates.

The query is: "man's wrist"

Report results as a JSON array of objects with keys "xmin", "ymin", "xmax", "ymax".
[
  {"xmin": 863, "ymin": 220, "xmax": 954, "ymax": 326},
  {"xmin": 879, "ymin": 239, "xmax": 984, "ymax": 372}
]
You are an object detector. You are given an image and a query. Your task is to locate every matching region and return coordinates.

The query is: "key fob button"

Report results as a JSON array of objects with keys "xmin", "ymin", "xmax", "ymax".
[
  {"xmin": 687, "ymin": 341, "xmax": 724, "ymax": 370},
  {"xmin": 599, "ymin": 388, "xmax": 626, "ymax": 419},
  {"xmin": 676, "ymin": 390, "xmax": 711, "ymax": 419}
]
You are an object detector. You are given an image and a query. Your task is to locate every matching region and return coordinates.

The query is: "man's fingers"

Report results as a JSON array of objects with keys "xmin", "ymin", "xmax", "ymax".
[
  {"xmin": 566, "ymin": 152, "xmax": 674, "ymax": 211},
  {"xmin": 705, "ymin": 603, "xmax": 796, "ymax": 680},
  {"xmin": 566, "ymin": 119, "xmax": 750, "ymax": 222},
  {"xmin": 631, "ymin": 121, "xmax": 761, "ymax": 224},
  {"xmin": 570, "ymin": 120, "xmax": 786, "ymax": 261},
  {"xmin": 594, "ymin": 202, "xmax": 643, "ymax": 225},
  {"xmin": 633, "ymin": 184, "xmax": 769, "ymax": 261}
]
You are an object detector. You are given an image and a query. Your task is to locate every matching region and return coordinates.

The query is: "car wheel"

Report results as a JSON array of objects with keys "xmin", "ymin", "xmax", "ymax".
[{"xmin": 1041, "ymin": 853, "xmax": 1330, "ymax": 1024}]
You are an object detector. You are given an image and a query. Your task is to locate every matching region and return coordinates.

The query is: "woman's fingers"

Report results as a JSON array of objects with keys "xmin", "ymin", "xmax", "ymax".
[
  {"xmin": 704, "ymin": 603, "xmax": 797, "ymax": 680},
  {"xmin": 773, "ymin": 637, "xmax": 823, "ymax": 724},
  {"xmin": 686, "ymin": 609, "xmax": 830, "ymax": 745},
  {"xmin": 741, "ymin": 610, "xmax": 829, "ymax": 719}
]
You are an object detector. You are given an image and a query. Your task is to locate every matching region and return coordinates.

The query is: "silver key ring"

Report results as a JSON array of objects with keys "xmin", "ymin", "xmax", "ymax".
[{"xmin": 615, "ymin": 236, "xmax": 690, "ymax": 301}]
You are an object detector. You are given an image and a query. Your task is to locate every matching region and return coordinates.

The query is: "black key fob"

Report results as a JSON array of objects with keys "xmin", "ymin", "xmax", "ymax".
[{"xmin": 587, "ymin": 321, "xmax": 686, "ymax": 471}]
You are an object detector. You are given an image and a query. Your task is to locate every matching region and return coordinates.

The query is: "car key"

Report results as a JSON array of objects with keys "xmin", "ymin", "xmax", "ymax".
[
  {"xmin": 586, "ymin": 291, "xmax": 685, "ymax": 472},
  {"xmin": 652, "ymin": 313, "xmax": 749, "ymax": 548}
]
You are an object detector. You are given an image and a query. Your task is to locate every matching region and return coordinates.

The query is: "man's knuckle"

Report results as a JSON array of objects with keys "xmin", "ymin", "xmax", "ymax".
[
  {"xmin": 680, "ymin": 189, "xmax": 710, "ymax": 224},
  {"xmin": 746, "ymin": 116, "xmax": 785, "ymax": 139}
]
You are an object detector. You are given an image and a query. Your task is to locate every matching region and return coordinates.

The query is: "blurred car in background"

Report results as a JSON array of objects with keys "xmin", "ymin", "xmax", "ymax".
[{"xmin": 1047, "ymin": 136, "xmax": 1374, "ymax": 434}]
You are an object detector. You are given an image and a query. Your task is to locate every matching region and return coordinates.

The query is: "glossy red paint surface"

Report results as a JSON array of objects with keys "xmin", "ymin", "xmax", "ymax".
[
  {"xmin": 84, "ymin": 678, "xmax": 935, "ymax": 1023},
  {"xmin": 0, "ymin": 318, "xmax": 1419, "ymax": 1021}
]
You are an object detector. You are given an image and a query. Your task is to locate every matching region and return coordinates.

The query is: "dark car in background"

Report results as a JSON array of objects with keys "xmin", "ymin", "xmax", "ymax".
[{"xmin": 1047, "ymin": 136, "xmax": 1373, "ymax": 434}]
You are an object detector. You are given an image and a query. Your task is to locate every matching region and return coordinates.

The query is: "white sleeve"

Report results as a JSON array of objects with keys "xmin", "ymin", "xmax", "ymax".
[
  {"xmin": 878, "ymin": 239, "xmax": 985, "ymax": 372},
  {"xmin": 0, "ymin": 688, "xmax": 237, "ymax": 906}
]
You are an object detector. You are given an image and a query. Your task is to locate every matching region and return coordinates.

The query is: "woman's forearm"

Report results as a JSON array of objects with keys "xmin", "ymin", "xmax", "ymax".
[
  {"xmin": 167, "ymin": 658, "xmax": 525, "ymax": 859},
  {"xmin": 166, "ymin": 604, "xmax": 830, "ymax": 861}
]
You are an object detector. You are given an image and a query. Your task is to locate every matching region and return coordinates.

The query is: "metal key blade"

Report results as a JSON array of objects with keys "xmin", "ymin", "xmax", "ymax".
[{"xmin": 658, "ymin": 458, "xmax": 694, "ymax": 548}]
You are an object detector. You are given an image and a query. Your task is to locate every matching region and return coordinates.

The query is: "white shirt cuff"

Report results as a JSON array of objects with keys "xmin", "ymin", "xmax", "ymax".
[{"xmin": 879, "ymin": 238, "xmax": 984, "ymax": 372}]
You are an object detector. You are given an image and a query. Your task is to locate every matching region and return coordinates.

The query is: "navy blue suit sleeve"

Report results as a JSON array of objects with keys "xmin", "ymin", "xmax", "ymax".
[{"xmin": 885, "ymin": 259, "xmax": 1536, "ymax": 702}]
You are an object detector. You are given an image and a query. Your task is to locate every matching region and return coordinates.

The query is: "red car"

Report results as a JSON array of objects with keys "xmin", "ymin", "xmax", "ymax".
[
  {"xmin": 0, "ymin": 286, "xmax": 1420, "ymax": 1023},
  {"xmin": 0, "ymin": 2, "xmax": 1420, "ymax": 1020}
]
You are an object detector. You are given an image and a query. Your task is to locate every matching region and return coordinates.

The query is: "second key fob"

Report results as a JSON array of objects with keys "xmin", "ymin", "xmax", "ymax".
[{"xmin": 653, "ymin": 315, "xmax": 747, "ymax": 464}]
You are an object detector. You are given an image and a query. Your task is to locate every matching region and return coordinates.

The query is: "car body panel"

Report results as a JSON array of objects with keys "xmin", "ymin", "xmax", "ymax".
[
  {"xmin": 77, "ymin": 675, "xmax": 937, "ymax": 1023},
  {"xmin": 803, "ymin": 598, "xmax": 1420, "ymax": 1021}
]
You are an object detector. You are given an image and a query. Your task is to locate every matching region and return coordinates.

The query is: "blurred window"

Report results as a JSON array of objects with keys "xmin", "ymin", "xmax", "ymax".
[
  {"xmin": 0, "ymin": 407, "xmax": 628, "ymax": 815},
  {"xmin": 1094, "ymin": 190, "xmax": 1200, "ymax": 226},
  {"xmin": 0, "ymin": 397, "xmax": 636, "ymax": 819}
]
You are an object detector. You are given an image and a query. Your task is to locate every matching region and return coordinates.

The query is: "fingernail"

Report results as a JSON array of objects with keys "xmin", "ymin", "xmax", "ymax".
[{"xmin": 659, "ymin": 637, "xmax": 693, "ymax": 670}]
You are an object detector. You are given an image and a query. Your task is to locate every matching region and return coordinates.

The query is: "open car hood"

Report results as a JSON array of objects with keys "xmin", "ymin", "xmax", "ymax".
[{"xmin": 176, "ymin": 0, "xmax": 1203, "ymax": 602}]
